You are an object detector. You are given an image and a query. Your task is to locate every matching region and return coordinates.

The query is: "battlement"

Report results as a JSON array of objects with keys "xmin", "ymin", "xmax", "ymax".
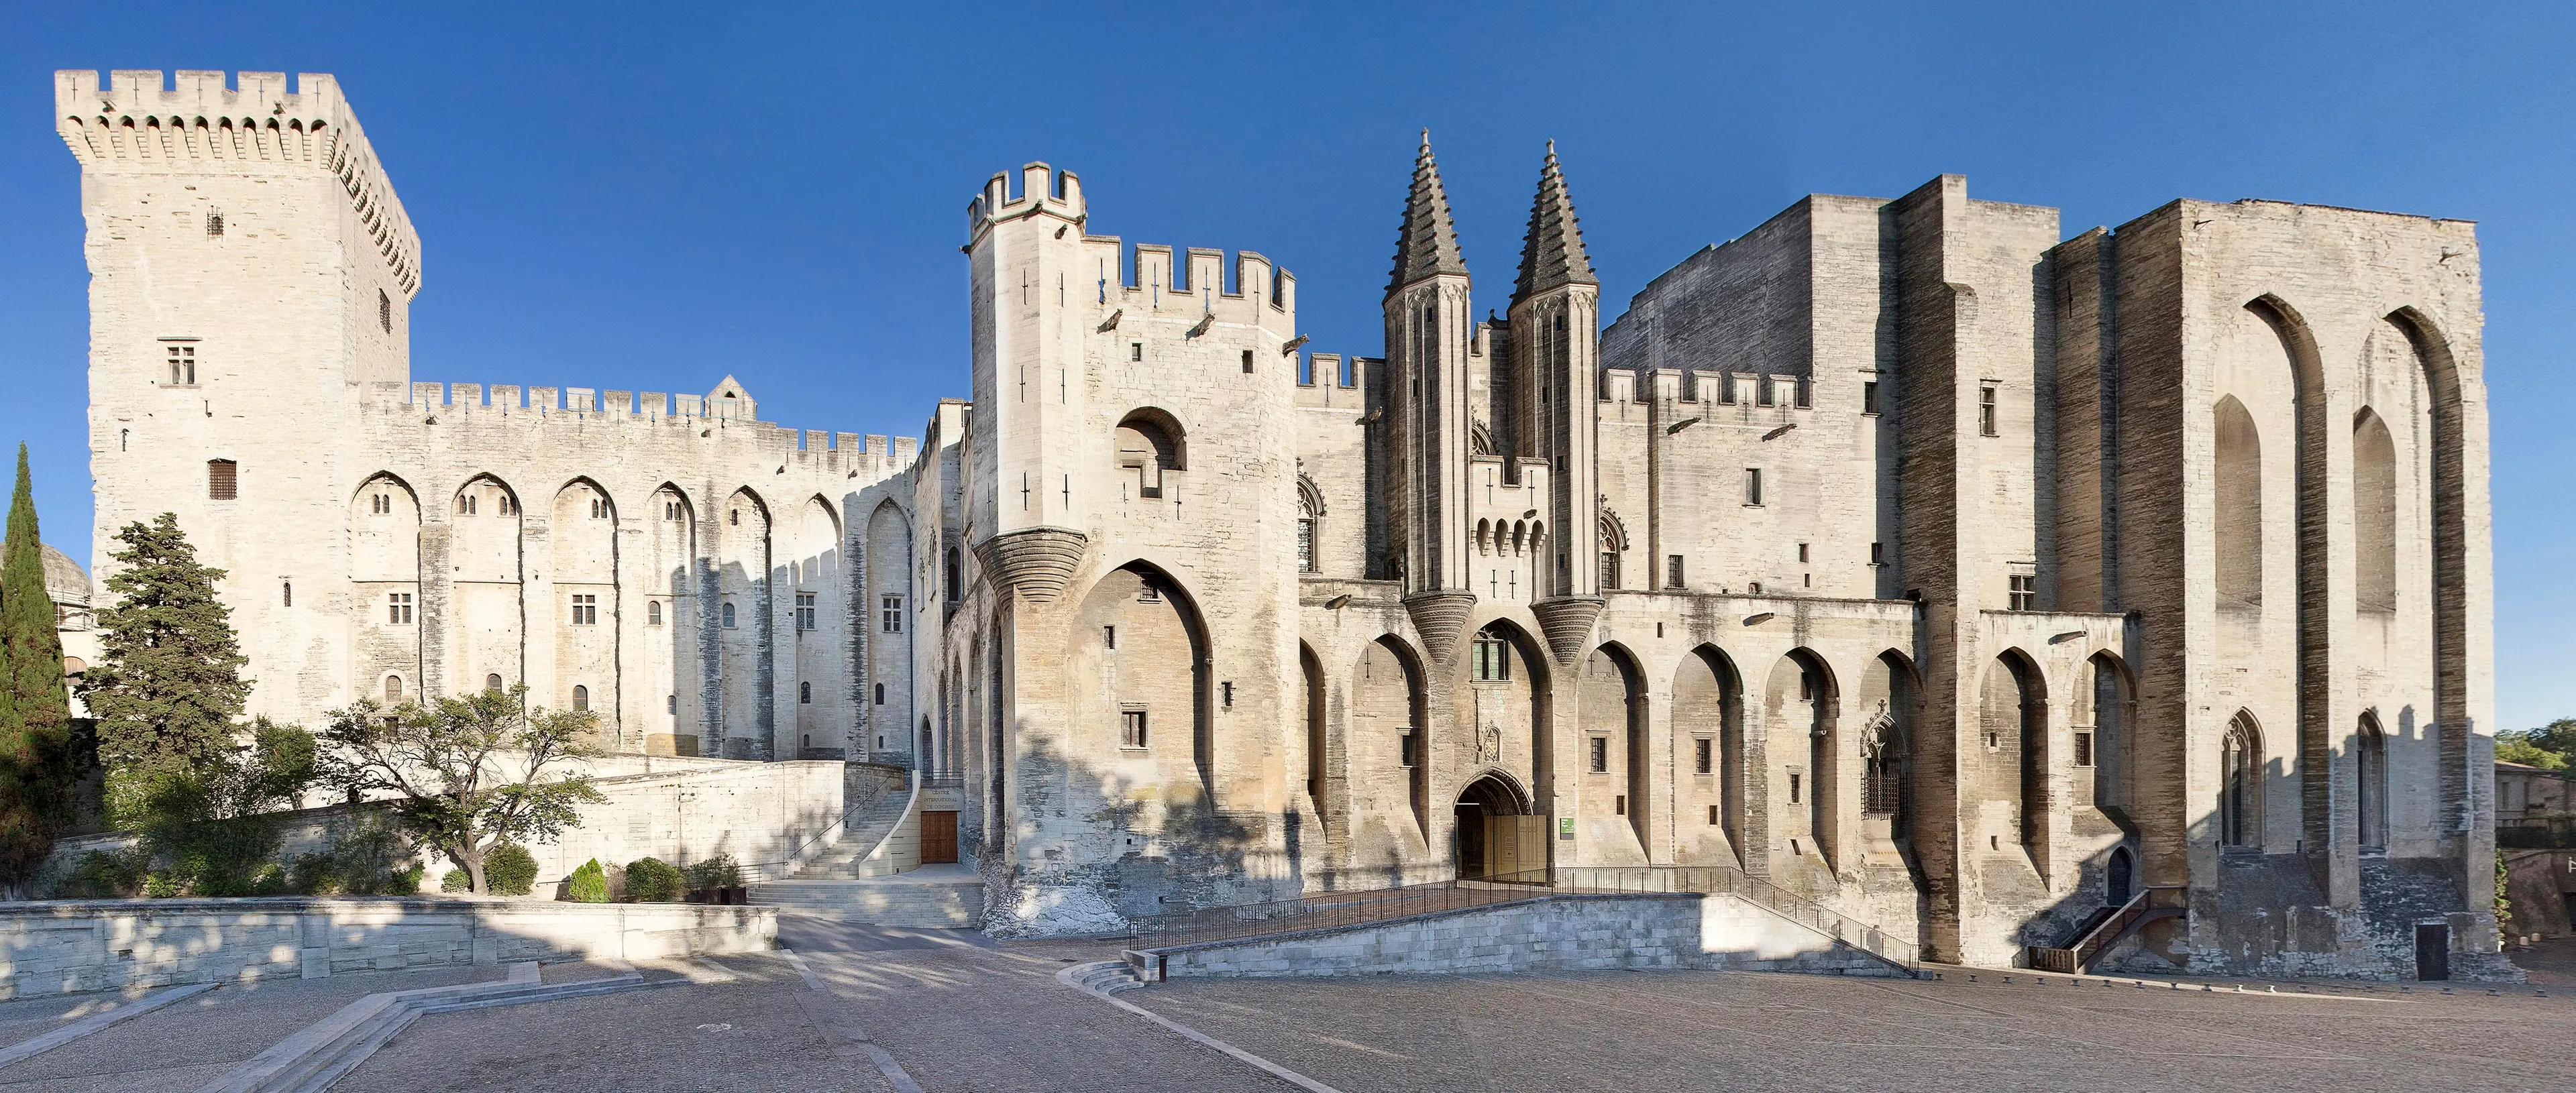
[
  {"xmin": 1600, "ymin": 366, "xmax": 1817, "ymax": 412},
  {"xmin": 56, "ymin": 70, "xmax": 420, "ymax": 294},
  {"xmin": 362, "ymin": 380, "xmax": 918, "ymax": 466},
  {"xmin": 1077, "ymin": 236, "xmax": 1297, "ymax": 331},
  {"xmin": 1293, "ymin": 353, "xmax": 1369, "ymax": 409},
  {"xmin": 966, "ymin": 161, "xmax": 1087, "ymax": 244}
]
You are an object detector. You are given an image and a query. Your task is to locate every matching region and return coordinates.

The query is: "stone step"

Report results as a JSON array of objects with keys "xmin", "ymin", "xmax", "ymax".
[{"xmin": 751, "ymin": 879, "xmax": 984, "ymax": 928}]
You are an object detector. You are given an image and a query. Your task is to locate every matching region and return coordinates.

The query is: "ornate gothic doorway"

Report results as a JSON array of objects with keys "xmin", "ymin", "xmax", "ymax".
[{"xmin": 1454, "ymin": 774, "xmax": 1544, "ymax": 882}]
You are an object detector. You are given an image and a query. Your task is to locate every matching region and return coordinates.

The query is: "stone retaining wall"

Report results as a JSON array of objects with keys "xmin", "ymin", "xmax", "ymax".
[
  {"xmin": 0, "ymin": 897, "xmax": 773, "ymax": 999},
  {"xmin": 1132, "ymin": 893, "xmax": 1905, "ymax": 980}
]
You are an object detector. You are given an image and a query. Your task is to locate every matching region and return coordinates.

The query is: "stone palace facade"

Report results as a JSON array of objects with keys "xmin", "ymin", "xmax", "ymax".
[{"xmin": 59, "ymin": 70, "xmax": 2502, "ymax": 976}]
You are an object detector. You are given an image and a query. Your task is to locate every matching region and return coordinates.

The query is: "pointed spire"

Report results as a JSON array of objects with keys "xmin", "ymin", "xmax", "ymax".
[
  {"xmin": 1513, "ymin": 139, "xmax": 1597, "ymax": 303},
  {"xmin": 1387, "ymin": 129, "xmax": 1469, "ymax": 295}
]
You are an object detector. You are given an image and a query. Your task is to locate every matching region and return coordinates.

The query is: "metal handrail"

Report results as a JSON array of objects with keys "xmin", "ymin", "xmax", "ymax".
[{"xmin": 2029, "ymin": 884, "xmax": 2184, "ymax": 973}]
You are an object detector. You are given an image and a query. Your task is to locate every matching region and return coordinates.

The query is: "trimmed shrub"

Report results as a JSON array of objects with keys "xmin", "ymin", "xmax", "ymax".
[
  {"xmin": 624, "ymin": 857, "xmax": 684, "ymax": 903},
  {"xmin": 440, "ymin": 866, "xmax": 472, "ymax": 893},
  {"xmin": 566, "ymin": 858, "xmax": 609, "ymax": 903},
  {"xmin": 682, "ymin": 854, "xmax": 742, "ymax": 890},
  {"xmin": 54, "ymin": 848, "xmax": 148, "ymax": 899},
  {"xmin": 484, "ymin": 843, "xmax": 537, "ymax": 897}
]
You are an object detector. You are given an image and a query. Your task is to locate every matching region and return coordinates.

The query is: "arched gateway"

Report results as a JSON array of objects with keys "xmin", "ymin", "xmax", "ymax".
[{"xmin": 1453, "ymin": 773, "xmax": 1546, "ymax": 881}]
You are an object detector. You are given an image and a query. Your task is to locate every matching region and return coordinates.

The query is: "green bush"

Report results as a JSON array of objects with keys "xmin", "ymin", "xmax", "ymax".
[
  {"xmin": 682, "ymin": 854, "xmax": 743, "ymax": 890},
  {"xmin": 290, "ymin": 852, "xmax": 341, "ymax": 895},
  {"xmin": 54, "ymin": 848, "xmax": 148, "ymax": 899},
  {"xmin": 142, "ymin": 870, "xmax": 182, "ymax": 898},
  {"xmin": 624, "ymin": 857, "xmax": 684, "ymax": 903},
  {"xmin": 327, "ymin": 815, "xmax": 420, "ymax": 895},
  {"xmin": 440, "ymin": 866, "xmax": 472, "ymax": 893},
  {"xmin": 484, "ymin": 843, "xmax": 537, "ymax": 897},
  {"xmin": 566, "ymin": 858, "xmax": 609, "ymax": 903}
]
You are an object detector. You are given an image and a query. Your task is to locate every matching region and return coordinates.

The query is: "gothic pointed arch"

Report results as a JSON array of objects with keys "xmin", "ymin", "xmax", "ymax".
[
  {"xmin": 1676, "ymin": 644, "xmax": 1748, "ymax": 866},
  {"xmin": 1077, "ymin": 559, "xmax": 1218, "ymax": 801}
]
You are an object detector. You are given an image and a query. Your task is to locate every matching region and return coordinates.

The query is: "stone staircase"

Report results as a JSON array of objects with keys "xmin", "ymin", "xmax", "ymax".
[
  {"xmin": 747, "ymin": 762, "xmax": 985, "ymax": 927},
  {"xmin": 783, "ymin": 764, "xmax": 915, "ymax": 880}
]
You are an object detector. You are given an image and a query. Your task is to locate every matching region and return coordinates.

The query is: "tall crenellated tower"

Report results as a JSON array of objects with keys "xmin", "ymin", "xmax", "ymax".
[
  {"xmin": 964, "ymin": 162, "xmax": 1092, "ymax": 589},
  {"xmin": 1510, "ymin": 142, "xmax": 1605, "ymax": 664},
  {"xmin": 60, "ymin": 70, "xmax": 419, "ymax": 722},
  {"xmin": 1383, "ymin": 133, "xmax": 1479, "ymax": 663}
]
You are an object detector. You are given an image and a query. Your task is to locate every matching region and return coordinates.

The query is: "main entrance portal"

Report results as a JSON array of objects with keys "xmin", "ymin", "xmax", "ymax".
[{"xmin": 1454, "ymin": 774, "xmax": 1546, "ymax": 881}]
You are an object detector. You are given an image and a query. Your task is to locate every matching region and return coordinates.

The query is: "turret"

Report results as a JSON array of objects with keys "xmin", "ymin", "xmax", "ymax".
[
  {"xmin": 1383, "ymin": 133, "xmax": 1478, "ymax": 663},
  {"xmin": 965, "ymin": 162, "xmax": 1092, "ymax": 602},
  {"xmin": 1511, "ymin": 141, "xmax": 1606, "ymax": 663}
]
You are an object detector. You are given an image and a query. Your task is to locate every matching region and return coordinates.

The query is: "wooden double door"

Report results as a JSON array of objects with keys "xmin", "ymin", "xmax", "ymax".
[
  {"xmin": 1460, "ymin": 814, "xmax": 1548, "ymax": 880},
  {"xmin": 921, "ymin": 811, "xmax": 959, "ymax": 864}
]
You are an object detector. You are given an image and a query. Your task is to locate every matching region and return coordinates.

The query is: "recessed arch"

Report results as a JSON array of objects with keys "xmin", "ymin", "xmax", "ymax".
[
  {"xmin": 2221, "ymin": 709, "xmax": 2265, "ymax": 848},
  {"xmin": 1980, "ymin": 648, "xmax": 2049, "ymax": 867},
  {"xmin": 2357, "ymin": 710, "xmax": 2389, "ymax": 851},
  {"xmin": 1115, "ymin": 407, "xmax": 1187, "ymax": 500},
  {"xmin": 1585, "ymin": 642, "xmax": 1650, "ymax": 854},
  {"xmin": 1770, "ymin": 648, "xmax": 1841, "ymax": 867},
  {"xmin": 1355, "ymin": 632, "xmax": 1431, "ymax": 842},
  {"xmin": 1079, "ymin": 559, "xmax": 1217, "ymax": 799},
  {"xmin": 1676, "ymin": 645, "xmax": 1748, "ymax": 865},
  {"xmin": 2353, "ymin": 407, "xmax": 2398, "ymax": 612},
  {"xmin": 2383, "ymin": 305, "xmax": 2471, "ymax": 814},
  {"xmin": 2212, "ymin": 394, "xmax": 2263, "ymax": 609}
]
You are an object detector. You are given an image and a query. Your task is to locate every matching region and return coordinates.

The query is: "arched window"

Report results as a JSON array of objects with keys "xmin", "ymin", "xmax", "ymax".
[
  {"xmin": 647, "ymin": 601, "xmax": 663, "ymax": 625},
  {"xmin": 383, "ymin": 675, "xmax": 402, "ymax": 701},
  {"xmin": 572, "ymin": 685, "xmax": 589, "ymax": 713},
  {"xmin": 2221, "ymin": 712, "xmax": 2263, "ymax": 847},
  {"xmin": 486, "ymin": 673, "xmax": 504, "ymax": 693},
  {"xmin": 722, "ymin": 601, "xmax": 737, "ymax": 628},
  {"xmin": 1598, "ymin": 511, "xmax": 1627, "ymax": 591},
  {"xmin": 1861, "ymin": 713, "xmax": 1904, "ymax": 817},
  {"xmin": 1114, "ymin": 410, "xmax": 1185, "ymax": 500},
  {"xmin": 2354, "ymin": 410, "xmax": 2398, "ymax": 612},
  {"xmin": 945, "ymin": 547, "xmax": 962, "ymax": 603},
  {"xmin": 2358, "ymin": 714, "xmax": 2388, "ymax": 850},
  {"xmin": 667, "ymin": 693, "xmax": 676, "ymax": 715},
  {"xmin": 874, "ymin": 683, "xmax": 885, "ymax": 705},
  {"xmin": 1470, "ymin": 627, "xmax": 1511, "ymax": 682},
  {"xmin": 1296, "ymin": 476, "xmax": 1324, "ymax": 574},
  {"xmin": 282, "ymin": 581, "xmax": 292, "ymax": 608},
  {"xmin": 2214, "ymin": 396, "xmax": 2262, "ymax": 609},
  {"xmin": 800, "ymin": 681, "xmax": 812, "ymax": 705}
]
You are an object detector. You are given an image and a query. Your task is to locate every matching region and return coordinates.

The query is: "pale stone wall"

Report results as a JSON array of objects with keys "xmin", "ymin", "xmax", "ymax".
[{"xmin": 0, "ymin": 899, "xmax": 771, "ymax": 999}]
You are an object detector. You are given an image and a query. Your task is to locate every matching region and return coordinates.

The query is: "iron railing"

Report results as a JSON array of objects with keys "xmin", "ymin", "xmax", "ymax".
[
  {"xmin": 1122, "ymin": 864, "xmax": 1921, "ymax": 974},
  {"xmin": 2027, "ymin": 885, "xmax": 2184, "ymax": 973}
]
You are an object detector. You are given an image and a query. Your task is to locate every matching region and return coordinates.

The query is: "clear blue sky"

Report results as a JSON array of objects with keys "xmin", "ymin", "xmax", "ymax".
[{"xmin": 5, "ymin": 2, "xmax": 2571, "ymax": 729}]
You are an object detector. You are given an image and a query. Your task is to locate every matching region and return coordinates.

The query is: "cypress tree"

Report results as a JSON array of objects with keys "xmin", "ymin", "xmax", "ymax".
[
  {"xmin": 80, "ymin": 514, "xmax": 250, "ymax": 790},
  {"xmin": 0, "ymin": 445, "xmax": 80, "ymax": 893}
]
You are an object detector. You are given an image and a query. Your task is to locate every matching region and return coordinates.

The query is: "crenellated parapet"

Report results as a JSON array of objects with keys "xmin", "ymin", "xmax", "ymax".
[
  {"xmin": 357, "ymin": 379, "xmax": 921, "ymax": 474},
  {"xmin": 56, "ymin": 70, "xmax": 420, "ymax": 294}
]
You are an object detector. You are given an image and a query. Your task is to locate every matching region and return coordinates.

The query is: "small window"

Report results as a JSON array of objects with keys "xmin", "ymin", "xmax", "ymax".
[
  {"xmin": 1709, "ymin": 804, "xmax": 1721, "ymax": 825},
  {"xmin": 371, "ymin": 493, "xmax": 390, "ymax": 515},
  {"xmin": 1121, "ymin": 707, "xmax": 1148, "ymax": 748},
  {"xmin": 729, "ymin": 509, "xmax": 739, "ymax": 526},
  {"xmin": 206, "ymin": 213, "xmax": 223, "ymax": 237},
  {"xmin": 1796, "ymin": 542, "xmax": 1809, "ymax": 564},
  {"xmin": 281, "ymin": 581, "xmax": 292, "ymax": 607},
  {"xmin": 2008, "ymin": 573, "xmax": 2036, "ymax": 612},
  {"xmin": 667, "ymin": 693, "xmax": 677, "ymax": 714},
  {"xmin": 166, "ymin": 344, "xmax": 195, "ymax": 385},
  {"xmin": 800, "ymin": 681, "xmax": 812, "ymax": 705},
  {"xmin": 1471, "ymin": 630, "xmax": 1510, "ymax": 681},
  {"xmin": 881, "ymin": 595, "xmax": 903, "ymax": 632},
  {"xmin": 571, "ymin": 593, "xmax": 598, "ymax": 626},
  {"xmin": 1400, "ymin": 731, "xmax": 1418, "ymax": 768},
  {"xmin": 2074, "ymin": 730, "xmax": 2095, "ymax": 768},
  {"xmin": 1130, "ymin": 342, "xmax": 1144, "ymax": 362},
  {"xmin": 386, "ymin": 591, "xmax": 413, "ymax": 624},
  {"xmin": 1789, "ymin": 772, "xmax": 1804, "ymax": 804},
  {"xmin": 1743, "ymin": 468, "xmax": 1762, "ymax": 506},
  {"xmin": 499, "ymin": 495, "xmax": 515, "ymax": 516},
  {"xmin": 384, "ymin": 675, "xmax": 402, "ymax": 701},
  {"xmin": 1862, "ymin": 380, "xmax": 1879, "ymax": 416},
  {"xmin": 647, "ymin": 601, "xmax": 663, "ymax": 625},
  {"xmin": 571, "ymin": 685, "xmax": 590, "ymax": 712},
  {"xmin": 589, "ymin": 498, "xmax": 606, "ymax": 519},
  {"xmin": 1241, "ymin": 349, "xmax": 1254, "ymax": 374},
  {"xmin": 1871, "ymin": 541, "xmax": 1886, "ymax": 566},
  {"xmin": 378, "ymin": 289, "xmax": 392, "ymax": 335},
  {"xmin": 1980, "ymin": 386, "xmax": 1999, "ymax": 437},
  {"xmin": 207, "ymin": 459, "xmax": 237, "ymax": 500},
  {"xmin": 874, "ymin": 683, "xmax": 885, "ymax": 705},
  {"xmin": 1589, "ymin": 736, "xmax": 1609, "ymax": 773},
  {"xmin": 722, "ymin": 601, "xmax": 737, "ymax": 628},
  {"xmin": 1138, "ymin": 580, "xmax": 1161, "ymax": 603},
  {"xmin": 1297, "ymin": 518, "xmax": 1316, "ymax": 573},
  {"xmin": 487, "ymin": 673, "xmax": 504, "ymax": 692},
  {"xmin": 665, "ymin": 501, "xmax": 682, "ymax": 520},
  {"xmin": 1615, "ymin": 795, "xmax": 1627, "ymax": 815},
  {"xmin": 1666, "ymin": 555, "xmax": 1685, "ymax": 589},
  {"xmin": 1600, "ymin": 552, "xmax": 1620, "ymax": 591},
  {"xmin": 1695, "ymin": 737, "xmax": 1713, "ymax": 774},
  {"xmin": 458, "ymin": 494, "xmax": 477, "ymax": 516},
  {"xmin": 796, "ymin": 591, "xmax": 816, "ymax": 631}
]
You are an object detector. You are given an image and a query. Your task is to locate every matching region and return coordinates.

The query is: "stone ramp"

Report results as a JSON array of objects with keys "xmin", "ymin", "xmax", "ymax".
[{"xmin": 752, "ymin": 863, "xmax": 985, "ymax": 928}]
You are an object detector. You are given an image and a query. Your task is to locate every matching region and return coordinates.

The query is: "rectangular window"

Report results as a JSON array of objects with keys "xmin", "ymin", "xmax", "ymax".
[
  {"xmin": 2008, "ymin": 573, "xmax": 2036, "ymax": 611},
  {"xmin": 1980, "ymin": 386, "xmax": 1999, "ymax": 437},
  {"xmin": 1871, "ymin": 541, "xmax": 1886, "ymax": 566},
  {"xmin": 206, "ymin": 213, "xmax": 223, "ymax": 237},
  {"xmin": 1743, "ymin": 468, "xmax": 1762, "ymax": 506},
  {"xmin": 1709, "ymin": 804, "xmax": 1721, "ymax": 825},
  {"xmin": 2074, "ymin": 730, "xmax": 2096, "ymax": 768},
  {"xmin": 1589, "ymin": 736, "xmax": 1609, "ymax": 773},
  {"xmin": 1297, "ymin": 518, "xmax": 1316, "ymax": 573},
  {"xmin": 1666, "ymin": 555, "xmax": 1685, "ymax": 589},
  {"xmin": 1796, "ymin": 542, "xmax": 1809, "ymax": 563},
  {"xmin": 571, "ymin": 593, "xmax": 597, "ymax": 626},
  {"xmin": 207, "ymin": 459, "xmax": 237, "ymax": 500},
  {"xmin": 1789, "ymin": 772, "xmax": 1803, "ymax": 804},
  {"xmin": 1615, "ymin": 794, "xmax": 1627, "ymax": 816},
  {"xmin": 1862, "ymin": 380, "xmax": 1879, "ymax": 416},
  {"xmin": 1695, "ymin": 737, "xmax": 1713, "ymax": 774},
  {"xmin": 166, "ymin": 344, "xmax": 196, "ymax": 385},
  {"xmin": 1472, "ymin": 633, "xmax": 1509, "ymax": 681},
  {"xmin": 388, "ymin": 591, "xmax": 413, "ymax": 624},
  {"xmin": 881, "ymin": 595, "xmax": 903, "ymax": 632},
  {"xmin": 1121, "ymin": 707, "xmax": 1148, "ymax": 748},
  {"xmin": 796, "ymin": 591, "xmax": 816, "ymax": 631},
  {"xmin": 1130, "ymin": 342, "xmax": 1143, "ymax": 361},
  {"xmin": 1400, "ymin": 731, "xmax": 1418, "ymax": 768},
  {"xmin": 1103, "ymin": 624, "xmax": 1117, "ymax": 650},
  {"xmin": 1241, "ymin": 349, "xmax": 1254, "ymax": 374}
]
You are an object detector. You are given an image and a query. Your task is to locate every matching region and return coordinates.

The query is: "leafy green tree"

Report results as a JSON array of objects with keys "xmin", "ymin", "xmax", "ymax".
[
  {"xmin": 2497, "ymin": 720, "xmax": 2576, "ymax": 770},
  {"xmin": 0, "ymin": 445, "xmax": 85, "ymax": 896},
  {"xmin": 127, "ymin": 718, "xmax": 318, "ymax": 895},
  {"xmin": 79, "ymin": 514, "xmax": 251, "ymax": 791},
  {"xmin": 318, "ymin": 687, "xmax": 604, "ymax": 895},
  {"xmin": 566, "ymin": 858, "xmax": 608, "ymax": 903}
]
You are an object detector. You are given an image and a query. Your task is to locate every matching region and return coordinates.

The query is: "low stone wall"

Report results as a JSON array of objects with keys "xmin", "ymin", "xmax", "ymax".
[
  {"xmin": 1132, "ymin": 893, "xmax": 1906, "ymax": 980},
  {"xmin": 0, "ymin": 897, "xmax": 774, "ymax": 999}
]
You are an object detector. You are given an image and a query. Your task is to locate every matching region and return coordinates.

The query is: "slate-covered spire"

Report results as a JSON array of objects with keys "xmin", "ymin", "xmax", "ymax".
[
  {"xmin": 1387, "ymin": 130, "xmax": 1469, "ymax": 295},
  {"xmin": 1513, "ymin": 139, "xmax": 1597, "ymax": 303}
]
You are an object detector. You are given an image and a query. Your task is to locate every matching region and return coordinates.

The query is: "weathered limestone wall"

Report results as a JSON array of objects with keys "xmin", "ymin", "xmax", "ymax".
[
  {"xmin": 1140, "ymin": 893, "xmax": 1900, "ymax": 979},
  {"xmin": 0, "ymin": 899, "xmax": 772, "ymax": 999}
]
